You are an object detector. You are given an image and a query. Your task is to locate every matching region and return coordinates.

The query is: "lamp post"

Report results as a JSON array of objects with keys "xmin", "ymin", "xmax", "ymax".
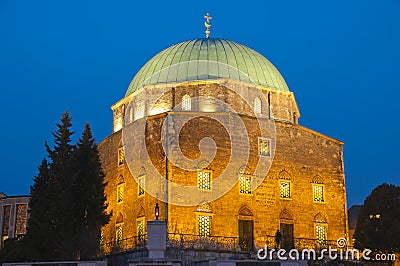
[{"xmin": 155, "ymin": 202, "xmax": 160, "ymax": 220}]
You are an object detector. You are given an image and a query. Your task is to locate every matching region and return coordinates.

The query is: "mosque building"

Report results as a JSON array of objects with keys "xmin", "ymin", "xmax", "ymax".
[{"xmin": 98, "ymin": 15, "xmax": 348, "ymax": 252}]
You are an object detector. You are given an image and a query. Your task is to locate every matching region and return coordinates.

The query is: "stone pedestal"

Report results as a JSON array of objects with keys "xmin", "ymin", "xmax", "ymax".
[{"xmin": 147, "ymin": 220, "xmax": 167, "ymax": 259}]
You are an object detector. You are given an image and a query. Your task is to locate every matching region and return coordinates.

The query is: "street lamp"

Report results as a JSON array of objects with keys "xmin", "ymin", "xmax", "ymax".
[{"xmin": 155, "ymin": 202, "xmax": 159, "ymax": 220}]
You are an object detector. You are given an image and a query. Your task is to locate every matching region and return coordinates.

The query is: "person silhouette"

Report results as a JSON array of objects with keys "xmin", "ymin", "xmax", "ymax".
[{"xmin": 275, "ymin": 229, "xmax": 282, "ymax": 249}]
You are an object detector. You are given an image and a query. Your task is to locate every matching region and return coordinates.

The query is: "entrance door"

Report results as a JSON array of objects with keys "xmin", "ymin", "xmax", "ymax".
[
  {"xmin": 280, "ymin": 223, "xmax": 294, "ymax": 249},
  {"xmin": 239, "ymin": 220, "xmax": 254, "ymax": 251}
]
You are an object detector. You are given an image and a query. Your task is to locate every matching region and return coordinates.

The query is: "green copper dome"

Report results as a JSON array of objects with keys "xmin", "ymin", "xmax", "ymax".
[{"xmin": 126, "ymin": 38, "xmax": 289, "ymax": 96}]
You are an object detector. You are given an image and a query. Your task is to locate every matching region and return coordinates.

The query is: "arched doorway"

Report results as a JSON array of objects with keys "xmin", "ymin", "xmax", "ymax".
[
  {"xmin": 238, "ymin": 205, "xmax": 254, "ymax": 251},
  {"xmin": 279, "ymin": 209, "xmax": 294, "ymax": 249}
]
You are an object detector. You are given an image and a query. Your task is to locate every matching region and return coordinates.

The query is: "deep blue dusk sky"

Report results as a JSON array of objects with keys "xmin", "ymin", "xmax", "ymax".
[{"xmin": 0, "ymin": 0, "xmax": 399, "ymax": 207}]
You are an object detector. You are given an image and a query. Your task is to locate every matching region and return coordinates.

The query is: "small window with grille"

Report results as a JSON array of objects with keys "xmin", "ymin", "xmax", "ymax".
[
  {"xmin": 239, "ymin": 174, "xmax": 252, "ymax": 195},
  {"xmin": 137, "ymin": 219, "xmax": 145, "ymax": 241},
  {"xmin": 258, "ymin": 138, "xmax": 271, "ymax": 157},
  {"xmin": 117, "ymin": 184, "xmax": 124, "ymax": 203},
  {"xmin": 280, "ymin": 180, "xmax": 291, "ymax": 199},
  {"xmin": 313, "ymin": 184, "xmax": 325, "ymax": 203},
  {"xmin": 198, "ymin": 215, "xmax": 211, "ymax": 237},
  {"xmin": 315, "ymin": 225, "xmax": 327, "ymax": 245},
  {"xmin": 116, "ymin": 225, "xmax": 123, "ymax": 246},
  {"xmin": 254, "ymin": 97, "xmax": 261, "ymax": 114},
  {"xmin": 198, "ymin": 170, "xmax": 211, "ymax": 190},
  {"xmin": 118, "ymin": 148, "xmax": 125, "ymax": 166},
  {"xmin": 182, "ymin": 94, "xmax": 191, "ymax": 111},
  {"xmin": 138, "ymin": 175, "xmax": 145, "ymax": 196}
]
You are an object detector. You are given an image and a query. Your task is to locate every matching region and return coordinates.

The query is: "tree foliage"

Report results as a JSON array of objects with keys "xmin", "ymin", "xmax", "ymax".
[
  {"xmin": 354, "ymin": 183, "xmax": 400, "ymax": 252},
  {"xmin": 72, "ymin": 123, "xmax": 110, "ymax": 259},
  {"xmin": 12, "ymin": 111, "xmax": 111, "ymax": 262}
]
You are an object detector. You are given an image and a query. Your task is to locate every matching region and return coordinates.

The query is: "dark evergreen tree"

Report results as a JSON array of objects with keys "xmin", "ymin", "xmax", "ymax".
[
  {"xmin": 44, "ymin": 111, "xmax": 76, "ymax": 260},
  {"xmin": 72, "ymin": 123, "xmax": 110, "ymax": 259},
  {"xmin": 25, "ymin": 112, "xmax": 110, "ymax": 261},
  {"xmin": 25, "ymin": 158, "xmax": 54, "ymax": 261},
  {"xmin": 354, "ymin": 183, "xmax": 400, "ymax": 252}
]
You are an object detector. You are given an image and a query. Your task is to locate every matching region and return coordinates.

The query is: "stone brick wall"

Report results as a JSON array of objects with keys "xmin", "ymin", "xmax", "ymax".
[{"xmin": 100, "ymin": 82, "xmax": 348, "ymax": 249}]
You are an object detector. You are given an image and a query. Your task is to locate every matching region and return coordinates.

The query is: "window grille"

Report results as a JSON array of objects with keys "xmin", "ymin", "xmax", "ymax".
[
  {"xmin": 198, "ymin": 171, "xmax": 211, "ymax": 190},
  {"xmin": 198, "ymin": 215, "xmax": 211, "ymax": 237},
  {"xmin": 280, "ymin": 181, "xmax": 291, "ymax": 199},
  {"xmin": 239, "ymin": 174, "xmax": 251, "ymax": 194}
]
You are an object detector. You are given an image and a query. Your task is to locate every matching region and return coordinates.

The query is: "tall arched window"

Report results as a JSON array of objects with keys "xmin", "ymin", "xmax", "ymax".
[
  {"xmin": 238, "ymin": 166, "xmax": 252, "ymax": 195},
  {"xmin": 314, "ymin": 213, "xmax": 328, "ymax": 245},
  {"xmin": 312, "ymin": 175, "xmax": 325, "ymax": 203},
  {"xmin": 116, "ymin": 212, "xmax": 123, "ymax": 246},
  {"xmin": 182, "ymin": 94, "xmax": 191, "ymax": 111},
  {"xmin": 278, "ymin": 170, "xmax": 291, "ymax": 199},
  {"xmin": 254, "ymin": 97, "xmax": 261, "ymax": 114},
  {"xmin": 117, "ymin": 175, "xmax": 125, "ymax": 204}
]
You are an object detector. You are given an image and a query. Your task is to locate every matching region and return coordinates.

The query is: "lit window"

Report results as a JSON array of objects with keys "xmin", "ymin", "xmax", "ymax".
[
  {"xmin": 113, "ymin": 106, "xmax": 124, "ymax": 132},
  {"xmin": 129, "ymin": 107, "xmax": 134, "ymax": 123},
  {"xmin": 280, "ymin": 181, "xmax": 291, "ymax": 199},
  {"xmin": 315, "ymin": 225, "xmax": 327, "ymax": 245},
  {"xmin": 254, "ymin": 97, "xmax": 261, "ymax": 114},
  {"xmin": 313, "ymin": 185, "xmax": 325, "ymax": 203},
  {"xmin": 182, "ymin": 94, "xmax": 191, "ymax": 111},
  {"xmin": 259, "ymin": 138, "xmax": 271, "ymax": 157},
  {"xmin": 135, "ymin": 103, "xmax": 145, "ymax": 120},
  {"xmin": 198, "ymin": 215, "xmax": 211, "ymax": 237},
  {"xmin": 117, "ymin": 184, "xmax": 124, "ymax": 203},
  {"xmin": 118, "ymin": 148, "xmax": 125, "ymax": 166},
  {"xmin": 138, "ymin": 175, "xmax": 145, "ymax": 196},
  {"xmin": 15, "ymin": 204, "xmax": 28, "ymax": 235},
  {"xmin": 100, "ymin": 230, "xmax": 104, "ymax": 245},
  {"xmin": 239, "ymin": 174, "xmax": 251, "ymax": 195},
  {"xmin": 2, "ymin": 205, "xmax": 11, "ymax": 239},
  {"xmin": 198, "ymin": 171, "xmax": 211, "ymax": 190},
  {"xmin": 116, "ymin": 225, "xmax": 123, "ymax": 246},
  {"xmin": 137, "ymin": 219, "xmax": 145, "ymax": 241}
]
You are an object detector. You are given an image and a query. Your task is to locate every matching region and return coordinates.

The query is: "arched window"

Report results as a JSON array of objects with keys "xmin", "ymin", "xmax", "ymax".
[
  {"xmin": 254, "ymin": 97, "xmax": 261, "ymax": 114},
  {"xmin": 116, "ymin": 212, "xmax": 123, "ymax": 246},
  {"xmin": 314, "ymin": 213, "xmax": 328, "ymax": 245},
  {"xmin": 135, "ymin": 102, "xmax": 145, "ymax": 120},
  {"xmin": 136, "ymin": 167, "xmax": 146, "ymax": 197},
  {"xmin": 128, "ymin": 106, "xmax": 134, "ymax": 123},
  {"xmin": 117, "ymin": 175, "xmax": 125, "ymax": 204},
  {"xmin": 278, "ymin": 170, "xmax": 291, "ymax": 199},
  {"xmin": 118, "ymin": 147, "xmax": 125, "ymax": 166},
  {"xmin": 238, "ymin": 166, "xmax": 252, "ymax": 195},
  {"xmin": 312, "ymin": 175, "xmax": 325, "ymax": 203},
  {"xmin": 182, "ymin": 94, "xmax": 191, "ymax": 111}
]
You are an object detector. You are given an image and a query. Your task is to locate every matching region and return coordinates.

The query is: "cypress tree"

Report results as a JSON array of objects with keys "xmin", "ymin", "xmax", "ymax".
[{"xmin": 72, "ymin": 123, "xmax": 110, "ymax": 259}]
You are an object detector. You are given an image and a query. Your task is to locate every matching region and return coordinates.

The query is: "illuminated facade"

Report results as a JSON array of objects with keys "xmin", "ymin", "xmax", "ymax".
[
  {"xmin": 98, "ymin": 38, "xmax": 349, "ymax": 251},
  {"xmin": 0, "ymin": 193, "xmax": 30, "ymax": 247}
]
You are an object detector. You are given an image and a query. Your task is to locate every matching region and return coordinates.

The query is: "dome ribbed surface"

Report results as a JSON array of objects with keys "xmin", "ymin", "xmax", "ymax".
[{"xmin": 126, "ymin": 38, "xmax": 289, "ymax": 96}]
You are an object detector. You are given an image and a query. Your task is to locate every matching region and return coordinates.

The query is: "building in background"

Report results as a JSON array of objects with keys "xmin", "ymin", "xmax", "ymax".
[
  {"xmin": 0, "ymin": 193, "xmax": 30, "ymax": 247},
  {"xmin": 348, "ymin": 205, "xmax": 362, "ymax": 245}
]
